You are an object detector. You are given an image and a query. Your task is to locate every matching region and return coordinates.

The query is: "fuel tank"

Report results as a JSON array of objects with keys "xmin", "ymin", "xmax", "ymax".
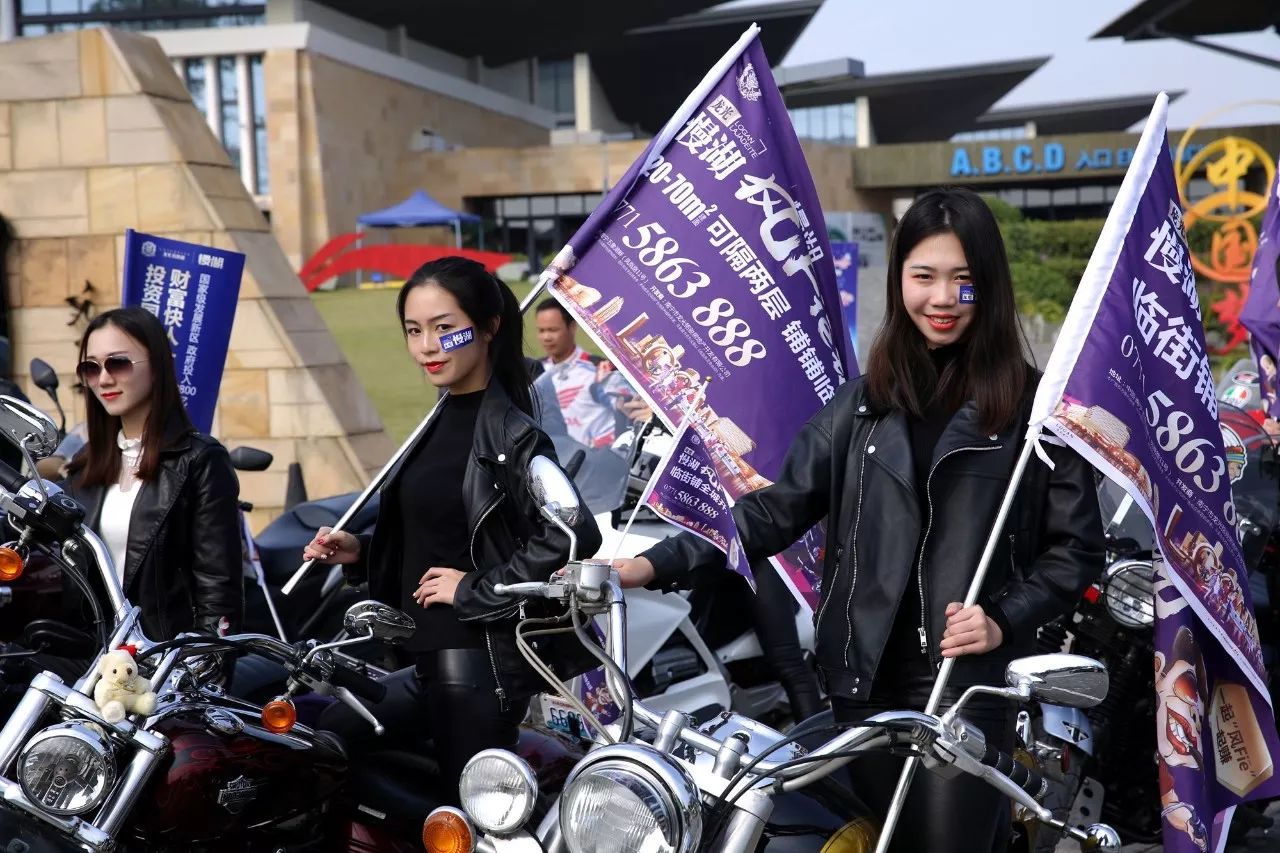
[{"xmin": 132, "ymin": 700, "xmax": 346, "ymax": 842}]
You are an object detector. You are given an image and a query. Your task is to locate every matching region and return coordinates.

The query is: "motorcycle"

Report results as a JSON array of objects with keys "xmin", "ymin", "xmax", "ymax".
[
  {"xmin": 0, "ymin": 393, "xmax": 594, "ymax": 852},
  {"xmin": 421, "ymin": 460, "xmax": 1123, "ymax": 853},
  {"xmin": 1020, "ymin": 399, "xmax": 1280, "ymax": 849}
]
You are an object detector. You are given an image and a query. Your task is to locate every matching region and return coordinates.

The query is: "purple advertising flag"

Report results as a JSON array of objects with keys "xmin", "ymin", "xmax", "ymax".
[
  {"xmin": 1240, "ymin": 163, "xmax": 1280, "ymax": 419},
  {"xmin": 543, "ymin": 27, "xmax": 850, "ymax": 613},
  {"xmin": 643, "ymin": 416, "xmax": 753, "ymax": 584},
  {"xmin": 1029, "ymin": 94, "xmax": 1280, "ymax": 851}
]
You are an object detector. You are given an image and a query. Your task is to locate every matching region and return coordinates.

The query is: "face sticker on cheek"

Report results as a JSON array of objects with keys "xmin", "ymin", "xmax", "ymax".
[
  {"xmin": 959, "ymin": 284, "xmax": 976, "ymax": 305},
  {"xmin": 440, "ymin": 327, "xmax": 475, "ymax": 352}
]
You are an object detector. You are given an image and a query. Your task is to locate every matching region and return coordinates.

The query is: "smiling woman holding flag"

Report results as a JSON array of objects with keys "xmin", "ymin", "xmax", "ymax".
[{"xmin": 616, "ymin": 187, "xmax": 1105, "ymax": 851}]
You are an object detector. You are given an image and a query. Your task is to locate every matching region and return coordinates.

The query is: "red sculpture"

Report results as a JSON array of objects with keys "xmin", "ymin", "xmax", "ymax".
[{"xmin": 298, "ymin": 234, "xmax": 513, "ymax": 292}]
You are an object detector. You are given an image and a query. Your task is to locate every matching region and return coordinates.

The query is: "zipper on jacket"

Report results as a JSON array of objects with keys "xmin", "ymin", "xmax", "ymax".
[
  {"xmin": 484, "ymin": 627, "xmax": 509, "ymax": 711},
  {"xmin": 837, "ymin": 421, "xmax": 877, "ymax": 668},
  {"xmin": 916, "ymin": 444, "xmax": 1003, "ymax": 667},
  {"xmin": 469, "ymin": 492, "xmax": 506, "ymax": 571},
  {"xmin": 814, "ymin": 546, "xmax": 843, "ymax": 628}
]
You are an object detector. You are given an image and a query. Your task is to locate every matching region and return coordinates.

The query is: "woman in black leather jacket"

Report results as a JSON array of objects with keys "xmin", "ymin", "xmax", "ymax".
[
  {"xmin": 305, "ymin": 257, "xmax": 601, "ymax": 793},
  {"xmin": 65, "ymin": 307, "xmax": 242, "ymax": 642},
  {"xmin": 617, "ymin": 188, "xmax": 1104, "ymax": 852}
]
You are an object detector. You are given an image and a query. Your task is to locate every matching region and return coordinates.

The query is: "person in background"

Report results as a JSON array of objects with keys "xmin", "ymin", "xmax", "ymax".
[
  {"xmin": 535, "ymin": 299, "xmax": 650, "ymax": 447},
  {"xmin": 64, "ymin": 307, "xmax": 242, "ymax": 642}
]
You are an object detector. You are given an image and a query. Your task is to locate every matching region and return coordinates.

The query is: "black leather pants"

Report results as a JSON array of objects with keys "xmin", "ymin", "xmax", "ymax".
[
  {"xmin": 317, "ymin": 648, "xmax": 529, "ymax": 803},
  {"xmin": 832, "ymin": 661, "xmax": 1014, "ymax": 853},
  {"xmin": 752, "ymin": 560, "xmax": 824, "ymax": 721}
]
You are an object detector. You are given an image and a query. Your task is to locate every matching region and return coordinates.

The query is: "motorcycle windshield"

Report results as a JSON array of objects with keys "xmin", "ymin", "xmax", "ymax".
[{"xmin": 549, "ymin": 434, "xmax": 630, "ymax": 516}]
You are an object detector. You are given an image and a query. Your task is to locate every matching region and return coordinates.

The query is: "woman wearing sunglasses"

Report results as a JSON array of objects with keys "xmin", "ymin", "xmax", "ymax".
[{"xmin": 64, "ymin": 307, "xmax": 242, "ymax": 641}]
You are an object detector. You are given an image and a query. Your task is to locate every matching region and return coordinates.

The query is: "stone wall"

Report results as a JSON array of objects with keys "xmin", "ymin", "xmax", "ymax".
[
  {"xmin": 0, "ymin": 29, "xmax": 396, "ymax": 529},
  {"xmin": 264, "ymin": 50, "xmax": 550, "ymax": 269}
]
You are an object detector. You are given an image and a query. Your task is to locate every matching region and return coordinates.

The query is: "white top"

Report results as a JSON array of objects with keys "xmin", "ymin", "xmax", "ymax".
[{"xmin": 99, "ymin": 433, "xmax": 143, "ymax": 582}]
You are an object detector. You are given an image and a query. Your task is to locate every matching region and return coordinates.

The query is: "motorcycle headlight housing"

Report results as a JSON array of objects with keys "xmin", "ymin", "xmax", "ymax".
[
  {"xmin": 458, "ymin": 749, "xmax": 537, "ymax": 836},
  {"xmin": 18, "ymin": 722, "xmax": 116, "ymax": 816},
  {"xmin": 560, "ymin": 744, "xmax": 701, "ymax": 853},
  {"xmin": 1103, "ymin": 559, "xmax": 1155, "ymax": 630}
]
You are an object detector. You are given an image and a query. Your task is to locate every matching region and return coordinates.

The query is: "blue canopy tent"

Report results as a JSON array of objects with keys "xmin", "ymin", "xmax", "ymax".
[{"xmin": 356, "ymin": 190, "xmax": 482, "ymax": 249}]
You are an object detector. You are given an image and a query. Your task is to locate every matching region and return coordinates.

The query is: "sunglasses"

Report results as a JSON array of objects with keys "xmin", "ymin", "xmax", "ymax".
[{"xmin": 76, "ymin": 356, "xmax": 147, "ymax": 383}]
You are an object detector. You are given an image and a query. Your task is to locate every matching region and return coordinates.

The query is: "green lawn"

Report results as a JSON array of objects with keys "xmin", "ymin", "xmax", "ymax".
[{"xmin": 312, "ymin": 282, "xmax": 600, "ymax": 442}]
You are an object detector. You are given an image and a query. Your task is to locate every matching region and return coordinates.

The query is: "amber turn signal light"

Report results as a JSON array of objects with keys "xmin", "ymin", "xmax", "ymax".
[
  {"xmin": 422, "ymin": 806, "xmax": 474, "ymax": 853},
  {"xmin": 0, "ymin": 547, "xmax": 25, "ymax": 582},
  {"xmin": 261, "ymin": 697, "xmax": 297, "ymax": 733}
]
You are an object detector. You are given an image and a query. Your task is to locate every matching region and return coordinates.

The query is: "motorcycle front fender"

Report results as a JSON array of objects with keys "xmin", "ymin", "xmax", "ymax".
[{"xmin": 1040, "ymin": 702, "xmax": 1095, "ymax": 756}]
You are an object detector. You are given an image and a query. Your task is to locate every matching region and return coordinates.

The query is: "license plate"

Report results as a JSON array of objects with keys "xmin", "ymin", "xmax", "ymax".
[{"xmin": 540, "ymin": 694, "xmax": 592, "ymax": 742}]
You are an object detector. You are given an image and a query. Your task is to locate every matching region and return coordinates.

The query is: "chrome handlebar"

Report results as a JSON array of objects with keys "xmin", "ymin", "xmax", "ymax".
[{"xmin": 497, "ymin": 564, "xmax": 1120, "ymax": 847}]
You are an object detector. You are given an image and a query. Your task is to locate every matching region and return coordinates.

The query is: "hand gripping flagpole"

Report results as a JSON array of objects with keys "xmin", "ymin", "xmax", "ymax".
[
  {"xmin": 874, "ymin": 431, "xmax": 1040, "ymax": 851},
  {"xmin": 281, "ymin": 390, "xmax": 450, "ymax": 595}
]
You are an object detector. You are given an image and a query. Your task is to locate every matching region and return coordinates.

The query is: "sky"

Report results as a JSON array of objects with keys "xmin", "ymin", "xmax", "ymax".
[{"xmin": 755, "ymin": 0, "xmax": 1280, "ymax": 131}]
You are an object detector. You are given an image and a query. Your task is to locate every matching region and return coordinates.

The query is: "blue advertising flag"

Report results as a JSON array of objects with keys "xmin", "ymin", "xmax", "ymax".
[
  {"xmin": 121, "ymin": 230, "xmax": 245, "ymax": 434},
  {"xmin": 1029, "ymin": 94, "xmax": 1280, "ymax": 851},
  {"xmin": 1240, "ymin": 162, "xmax": 1280, "ymax": 420},
  {"xmin": 541, "ymin": 26, "xmax": 851, "ymax": 614}
]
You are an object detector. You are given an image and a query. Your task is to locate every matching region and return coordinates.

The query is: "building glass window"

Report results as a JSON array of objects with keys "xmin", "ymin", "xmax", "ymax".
[
  {"xmin": 951, "ymin": 126, "xmax": 1030, "ymax": 142},
  {"xmin": 18, "ymin": 0, "xmax": 265, "ymax": 34},
  {"xmin": 217, "ymin": 55, "xmax": 240, "ymax": 174},
  {"xmin": 183, "ymin": 58, "xmax": 206, "ymax": 121},
  {"xmin": 537, "ymin": 58, "xmax": 574, "ymax": 127},
  {"xmin": 250, "ymin": 54, "xmax": 269, "ymax": 195},
  {"xmin": 787, "ymin": 103, "xmax": 857, "ymax": 145}
]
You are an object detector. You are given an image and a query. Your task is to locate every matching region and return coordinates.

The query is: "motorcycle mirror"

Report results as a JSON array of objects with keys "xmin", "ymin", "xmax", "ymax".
[
  {"xmin": 29, "ymin": 358, "xmax": 58, "ymax": 393},
  {"xmin": 1005, "ymin": 653, "xmax": 1109, "ymax": 709},
  {"xmin": 228, "ymin": 446, "xmax": 274, "ymax": 472},
  {"xmin": 343, "ymin": 601, "xmax": 416, "ymax": 644},
  {"xmin": 0, "ymin": 395, "xmax": 59, "ymax": 460},
  {"xmin": 527, "ymin": 454, "xmax": 581, "ymax": 528}
]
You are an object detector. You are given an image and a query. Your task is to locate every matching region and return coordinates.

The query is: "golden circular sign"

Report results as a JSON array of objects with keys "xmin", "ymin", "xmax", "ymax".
[{"xmin": 1176, "ymin": 136, "xmax": 1275, "ymax": 285}]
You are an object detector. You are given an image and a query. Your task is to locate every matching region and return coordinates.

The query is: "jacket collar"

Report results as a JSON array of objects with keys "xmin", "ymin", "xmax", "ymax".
[{"xmin": 472, "ymin": 380, "xmax": 520, "ymax": 464}]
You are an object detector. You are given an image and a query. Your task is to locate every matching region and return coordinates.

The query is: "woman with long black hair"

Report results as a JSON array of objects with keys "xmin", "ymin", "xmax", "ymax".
[
  {"xmin": 65, "ymin": 307, "xmax": 241, "ymax": 642},
  {"xmin": 305, "ymin": 257, "xmax": 601, "ymax": 791},
  {"xmin": 616, "ymin": 188, "xmax": 1104, "ymax": 851}
]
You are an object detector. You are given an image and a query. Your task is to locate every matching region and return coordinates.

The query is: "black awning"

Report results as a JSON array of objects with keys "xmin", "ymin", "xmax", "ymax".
[{"xmin": 1095, "ymin": 0, "xmax": 1280, "ymax": 39}]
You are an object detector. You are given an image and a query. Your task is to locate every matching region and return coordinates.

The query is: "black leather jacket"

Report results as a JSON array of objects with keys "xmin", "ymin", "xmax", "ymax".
[
  {"xmin": 644, "ymin": 372, "xmax": 1104, "ymax": 702},
  {"xmin": 348, "ymin": 381, "xmax": 603, "ymax": 705},
  {"xmin": 66, "ymin": 418, "xmax": 243, "ymax": 641}
]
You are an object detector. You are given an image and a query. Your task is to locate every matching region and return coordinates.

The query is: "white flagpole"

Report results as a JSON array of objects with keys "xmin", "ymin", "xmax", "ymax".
[{"xmin": 877, "ymin": 93, "xmax": 1171, "ymax": 853}]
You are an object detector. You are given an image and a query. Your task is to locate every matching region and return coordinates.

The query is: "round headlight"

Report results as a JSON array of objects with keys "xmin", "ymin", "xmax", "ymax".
[
  {"xmin": 560, "ymin": 744, "xmax": 701, "ymax": 853},
  {"xmin": 19, "ymin": 722, "xmax": 116, "ymax": 816},
  {"xmin": 1104, "ymin": 559, "xmax": 1155, "ymax": 630},
  {"xmin": 458, "ymin": 749, "xmax": 537, "ymax": 836}
]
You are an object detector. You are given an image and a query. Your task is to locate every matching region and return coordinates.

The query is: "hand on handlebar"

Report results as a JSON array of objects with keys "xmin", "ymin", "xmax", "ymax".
[
  {"xmin": 303, "ymin": 527, "xmax": 360, "ymax": 564},
  {"xmin": 613, "ymin": 557, "xmax": 655, "ymax": 588}
]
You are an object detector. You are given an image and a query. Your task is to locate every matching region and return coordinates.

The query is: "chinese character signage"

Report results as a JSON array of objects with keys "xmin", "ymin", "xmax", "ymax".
[
  {"xmin": 122, "ymin": 230, "xmax": 245, "ymax": 434},
  {"xmin": 1030, "ymin": 94, "xmax": 1280, "ymax": 851},
  {"xmin": 542, "ymin": 28, "xmax": 851, "ymax": 611}
]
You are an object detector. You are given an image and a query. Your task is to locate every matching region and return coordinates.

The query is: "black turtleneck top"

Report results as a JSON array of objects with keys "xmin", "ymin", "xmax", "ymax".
[{"xmin": 885, "ymin": 344, "xmax": 965, "ymax": 667}]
